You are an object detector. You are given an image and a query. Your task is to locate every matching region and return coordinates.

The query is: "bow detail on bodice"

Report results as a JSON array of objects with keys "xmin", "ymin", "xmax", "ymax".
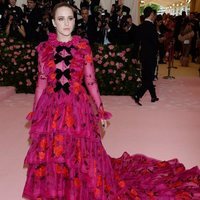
[
  {"xmin": 54, "ymin": 46, "xmax": 73, "ymax": 66},
  {"xmin": 55, "ymin": 68, "xmax": 71, "ymax": 80},
  {"xmin": 54, "ymin": 81, "xmax": 70, "ymax": 94}
]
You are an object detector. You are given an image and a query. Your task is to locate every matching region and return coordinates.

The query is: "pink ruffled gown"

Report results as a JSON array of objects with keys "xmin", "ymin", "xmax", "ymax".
[{"xmin": 23, "ymin": 33, "xmax": 200, "ymax": 200}]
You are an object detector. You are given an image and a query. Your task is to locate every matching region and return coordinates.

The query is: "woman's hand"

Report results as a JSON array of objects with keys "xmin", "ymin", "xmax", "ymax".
[{"xmin": 101, "ymin": 119, "xmax": 108, "ymax": 129}]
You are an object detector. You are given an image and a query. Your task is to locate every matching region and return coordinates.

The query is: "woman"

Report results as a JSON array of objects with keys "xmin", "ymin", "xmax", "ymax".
[
  {"xmin": 23, "ymin": 2, "xmax": 200, "ymax": 199},
  {"xmin": 5, "ymin": 14, "xmax": 26, "ymax": 39},
  {"xmin": 178, "ymin": 21, "xmax": 194, "ymax": 66}
]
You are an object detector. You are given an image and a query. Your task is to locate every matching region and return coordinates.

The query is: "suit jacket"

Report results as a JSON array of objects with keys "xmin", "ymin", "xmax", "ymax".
[
  {"xmin": 80, "ymin": 0, "xmax": 100, "ymax": 16},
  {"xmin": 76, "ymin": 15, "xmax": 97, "ymax": 44},
  {"xmin": 137, "ymin": 20, "xmax": 158, "ymax": 63}
]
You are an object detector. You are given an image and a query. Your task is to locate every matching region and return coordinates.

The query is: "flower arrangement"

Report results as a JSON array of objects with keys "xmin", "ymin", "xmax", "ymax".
[
  {"xmin": 92, "ymin": 43, "xmax": 141, "ymax": 95},
  {"xmin": 0, "ymin": 33, "xmax": 37, "ymax": 93},
  {"xmin": 0, "ymin": 33, "xmax": 140, "ymax": 95}
]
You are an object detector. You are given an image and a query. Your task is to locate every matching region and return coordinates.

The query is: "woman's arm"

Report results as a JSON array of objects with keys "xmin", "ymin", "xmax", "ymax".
[
  {"xmin": 83, "ymin": 45, "xmax": 111, "ymax": 120},
  {"xmin": 18, "ymin": 25, "xmax": 26, "ymax": 38}
]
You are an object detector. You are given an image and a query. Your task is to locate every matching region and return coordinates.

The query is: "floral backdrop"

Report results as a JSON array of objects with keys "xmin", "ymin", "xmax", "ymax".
[{"xmin": 0, "ymin": 34, "xmax": 141, "ymax": 95}]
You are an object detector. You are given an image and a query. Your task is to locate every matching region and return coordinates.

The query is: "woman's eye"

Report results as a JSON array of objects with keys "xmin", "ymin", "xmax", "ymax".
[
  {"xmin": 58, "ymin": 18, "xmax": 63, "ymax": 21},
  {"xmin": 69, "ymin": 17, "xmax": 74, "ymax": 21}
]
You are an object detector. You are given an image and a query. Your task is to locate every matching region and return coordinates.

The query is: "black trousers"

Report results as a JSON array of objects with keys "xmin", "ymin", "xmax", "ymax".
[{"xmin": 135, "ymin": 59, "xmax": 157, "ymax": 99}]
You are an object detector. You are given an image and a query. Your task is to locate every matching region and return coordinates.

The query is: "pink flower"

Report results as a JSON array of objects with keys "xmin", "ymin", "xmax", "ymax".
[
  {"xmin": 9, "ymin": 46, "xmax": 14, "ymax": 50},
  {"xmin": 11, "ymin": 58, "xmax": 16, "ymax": 63},
  {"xmin": 110, "ymin": 61, "xmax": 115, "ymax": 66},
  {"xmin": 104, "ymin": 54, "xmax": 108, "ymax": 59},
  {"xmin": 108, "ymin": 45, "xmax": 114, "ymax": 50},
  {"xmin": 128, "ymin": 76, "xmax": 133, "ymax": 80},
  {"xmin": 111, "ymin": 52, "xmax": 115, "ymax": 57},
  {"xmin": 31, "ymin": 52, "xmax": 35, "ymax": 57},
  {"xmin": 94, "ymin": 54, "xmax": 100, "ymax": 61},
  {"xmin": 9, "ymin": 38, "xmax": 14, "ymax": 43},
  {"xmin": 15, "ymin": 45, "xmax": 21, "ymax": 49},
  {"xmin": 102, "ymin": 69, "xmax": 106, "ymax": 74},
  {"xmin": 108, "ymin": 69, "xmax": 113, "ymax": 73},
  {"xmin": 98, "ymin": 46, "xmax": 104, "ymax": 51},
  {"xmin": 119, "ymin": 63, "xmax": 124, "ymax": 68},
  {"xmin": 121, "ymin": 73, "xmax": 126, "ymax": 80},
  {"xmin": 103, "ymin": 62, "xmax": 109, "ymax": 67},
  {"xmin": 98, "ymin": 50, "xmax": 102, "ymax": 54},
  {"xmin": 126, "ymin": 48, "xmax": 131, "ymax": 52},
  {"xmin": 19, "ymin": 81, "xmax": 23, "ymax": 85},
  {"xmin": 109, "ymin": 81, "xmax": 114, "ymax": 84},
  {"xmin": 97, "ymin": 60, "xmax": 102, "ymax": 64},
  {"xmin": 121, "ymin": 50, "xmax": 126, "ymax": 55},
  {"xmin": 18, "ymin": 68, "xmax": 24, "ymax": 72},
  {"xmin": 26, "ymin": 79, "xmax": 32, "ymax": 86}
]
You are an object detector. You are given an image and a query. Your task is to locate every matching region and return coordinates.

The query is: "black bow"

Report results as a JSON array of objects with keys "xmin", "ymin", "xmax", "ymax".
[
  {"xmin": 54, "ymin": 46, "xmax": 72, "ymax": 66},
  {"xmin": 54, "ymin": 81, "xmax": 70, "ymax": 94},
  {"xmin": 55, "ymin": 68, "xmax": 71, "ymax": 80}
]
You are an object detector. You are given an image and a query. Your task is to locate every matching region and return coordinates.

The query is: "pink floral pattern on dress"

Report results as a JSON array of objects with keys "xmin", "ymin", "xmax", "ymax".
[{"xmin": 23, "ymin": 33, "xmax": 200, "ymax": 200}]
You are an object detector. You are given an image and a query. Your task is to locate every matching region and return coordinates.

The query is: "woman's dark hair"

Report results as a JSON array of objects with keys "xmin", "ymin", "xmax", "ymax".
[
  {"xmin": 156, "ymin": 14, "xmax": 163, "ymax": 22},
  {"xmin": 52, "ymin": 2, "xmax": 74, "ymax": 19}
]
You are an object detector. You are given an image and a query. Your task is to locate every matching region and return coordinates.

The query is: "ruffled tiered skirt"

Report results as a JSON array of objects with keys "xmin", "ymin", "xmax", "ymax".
[{"xmin": 23, "ymin": 90, "xmax": 200, "ymax": 199}]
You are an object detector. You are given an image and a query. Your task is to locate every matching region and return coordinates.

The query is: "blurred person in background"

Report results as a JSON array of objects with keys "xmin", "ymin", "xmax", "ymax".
[
  {"xmin": 132, "ymin": 7, "xmax": 159, "ymax": 105},
  {"xmin": 75, "ymin": 6, "xmax": 97, "ymax": 44},
  {"xmin": 0, "ymin": 0, "xmax": 7, "ymax": 31},
  {"xmin": 156, "ymin": 14, "xmax": 167, "ymax": 64},
  {"xmin": 23, "ymin": 0, "xmax": 42, "ymax": 43},
  {"xmin": 80, "ymin": 0, "xmax": 100, "ymax": 16},
  {"xmin": 4, "ymin": 0, "xmax": 25, "ymax": 39},
  {"xmin": 5, "ymin": 13, "xmax": 26, "ymax": 39},
  {"xmin": 178, "ymin": 20, "xmax": 194, "ymax": 66}
]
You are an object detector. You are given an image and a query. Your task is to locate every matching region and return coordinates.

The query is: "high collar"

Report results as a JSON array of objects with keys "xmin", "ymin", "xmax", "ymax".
[{"xmin": 47, "ymin": 33, "xmax": 81, "ymax": 48}]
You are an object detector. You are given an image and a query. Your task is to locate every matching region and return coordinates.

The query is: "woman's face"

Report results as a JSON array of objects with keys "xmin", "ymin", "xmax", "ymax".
[{"xmin": 52, "ymin": 6, "xmax": 75, "ymax": 39}]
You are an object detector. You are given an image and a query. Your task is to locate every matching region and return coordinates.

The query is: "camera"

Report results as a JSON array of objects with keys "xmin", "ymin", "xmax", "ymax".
[
  {"xmin": 113, "ymin": 0, "xmax": 121, "ymax": 13},
  {"xmin": 96, "ymin": 6, "xmax": 109, "ymax": 28},
  {"xmin": 66, "ymin": 0, "xmax": 75, "ymax": 5},
  {"xmin": 23, "ymin": 5, "xmax": 31, "ymax": 17}
]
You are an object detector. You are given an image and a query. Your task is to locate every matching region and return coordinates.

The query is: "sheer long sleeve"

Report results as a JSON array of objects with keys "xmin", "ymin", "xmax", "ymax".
[
  {"xmin": 26, "ymin": 48, "xmax": 47, "ymax": 121},
  {"xmin": 83, "ymin": 47, "xmax": 112, "ymax": 120},
  {"xmin": 32, "ymin": 66, "xmax": 47, "ymax": 111}
]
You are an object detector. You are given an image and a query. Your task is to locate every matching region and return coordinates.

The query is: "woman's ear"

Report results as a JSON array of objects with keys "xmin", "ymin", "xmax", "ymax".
[{"xmin": 52, "ymin": 19, "xmax": 56, "ymax": 28}]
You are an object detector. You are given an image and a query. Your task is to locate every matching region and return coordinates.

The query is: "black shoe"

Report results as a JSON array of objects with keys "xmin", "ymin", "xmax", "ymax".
[
  {"xmin": 131, "ymin": 95, "xmax": 142, "ymax": 106},
  {"xmin": 158, "ymin": 61, "xmax": 166, "ymax": 64},
  {"xmin": 151, "ymin": 97, "xmax": 159, "ymax": 102}
]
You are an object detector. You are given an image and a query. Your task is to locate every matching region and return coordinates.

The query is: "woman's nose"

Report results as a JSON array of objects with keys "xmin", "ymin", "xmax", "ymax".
[{"xmin": 64, "ymin": 19, "xmax": 69, "ymax": 26}]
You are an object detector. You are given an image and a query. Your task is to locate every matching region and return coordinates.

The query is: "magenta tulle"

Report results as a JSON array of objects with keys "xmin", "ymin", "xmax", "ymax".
[{"xmin": 23, "ymin": 34, "xmax": 200, "ymax": 200}]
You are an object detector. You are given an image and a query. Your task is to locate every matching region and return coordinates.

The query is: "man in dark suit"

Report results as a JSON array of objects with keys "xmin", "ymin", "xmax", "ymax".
[
  {"xmin": 132, "ymin": 7, "xmax": 159, "ymax": 106},
  {"xmin": 118, "ymin": 14, "xmax": 137, "ymax": 45},
  {"xmin": 75, "ymin": 6, "xmax": 97, "ymax": 44},
  {"xmin": 80, "ymin": 0, "xmax": 100, "ymax": 16},
  {"xmin": 23, "ymin": 0, "xmax": 42, "ymax": 43}
]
